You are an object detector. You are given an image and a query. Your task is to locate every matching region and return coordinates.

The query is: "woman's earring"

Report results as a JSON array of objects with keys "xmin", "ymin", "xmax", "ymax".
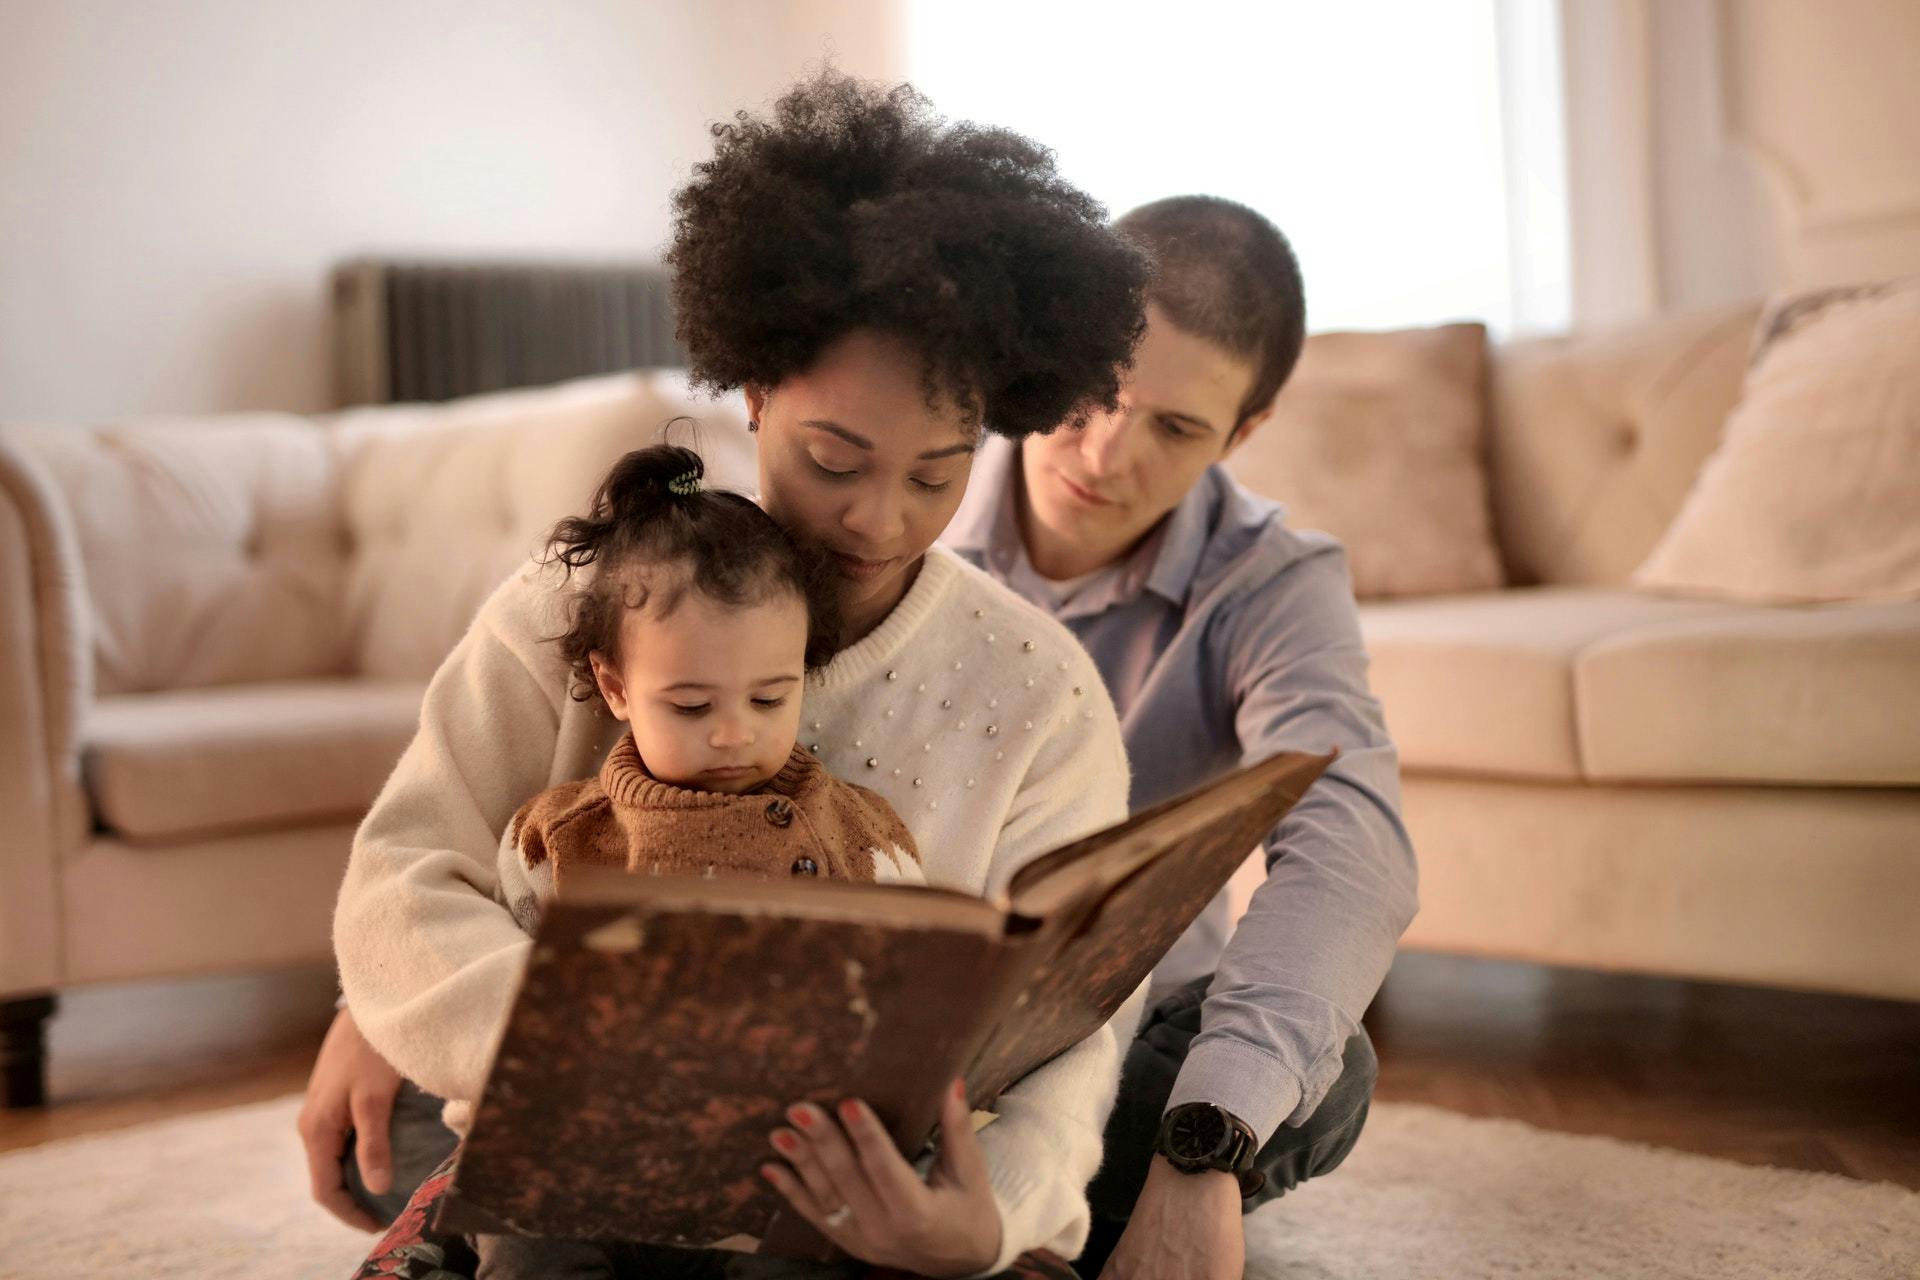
[{"xmin": 748, "ymin": 420, "xmax": 759, "ymax": 434}]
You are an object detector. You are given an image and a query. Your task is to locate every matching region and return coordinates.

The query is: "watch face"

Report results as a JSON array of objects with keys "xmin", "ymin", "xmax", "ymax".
[{"xmin": 1166, "ymin": 1105, "xmax": 1232, "ymax": 1162}]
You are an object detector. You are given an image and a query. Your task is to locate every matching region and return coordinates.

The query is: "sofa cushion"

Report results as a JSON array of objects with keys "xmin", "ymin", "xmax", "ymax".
[
  {"xmin": 1488, "ymin": 304, "xmax": 1756, "ymax": 587},
  {"xmin": 1578, "ymin": 599, "xmax": 1920, "ymax": 786},
  {"xmin": 1634, "ymin": 279, "xmax": 1920, "ymax": 603},
  {"xmin": 1227, "ymin": 322, "xmax": 1504, "ymax": 598},
  {"xmin": 5, "ymin": 417, "xmax": 351, "ymax": 695},
  {"xmin": 1359, "ymin": 588, "xmax": 1745, "ymax": 780},
  {"xmin": 334, "ymin": 371, "xmax": 754, "ymax": 681},
  {"xmin": 83, "ymin": 679, "xmax": 425, "ymax": 842}
]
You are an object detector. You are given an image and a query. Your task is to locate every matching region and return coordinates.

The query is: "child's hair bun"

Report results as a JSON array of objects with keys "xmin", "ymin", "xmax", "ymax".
[{"xmin": 543, "ymin": 442, "xmax": 843, "ymax": 702}]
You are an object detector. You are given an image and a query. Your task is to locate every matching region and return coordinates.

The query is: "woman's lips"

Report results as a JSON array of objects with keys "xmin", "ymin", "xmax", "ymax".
[
  {"xmin": 1056, "ymin": 471, "xmax": 1113, "ymax": 507},
  {"xmin": 831, "ymin": 550, "xmax": 894, "ymax": 581}
]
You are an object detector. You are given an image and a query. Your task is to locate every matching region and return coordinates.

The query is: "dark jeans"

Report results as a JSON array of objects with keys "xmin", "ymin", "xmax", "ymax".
[
  {"xmin": 1073, "ymin": 976, "xmax": 1378, "ymax": 1277},
  {"xmin": 343, "ymin": 1078, "xmax": 462, "ymax": 1225}
]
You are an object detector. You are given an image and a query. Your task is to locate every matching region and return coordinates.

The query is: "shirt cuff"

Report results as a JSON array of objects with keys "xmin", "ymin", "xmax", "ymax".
[{"xmin": 1166, "ymin": 1037, "xmax": 1305, "ymax": 1148}]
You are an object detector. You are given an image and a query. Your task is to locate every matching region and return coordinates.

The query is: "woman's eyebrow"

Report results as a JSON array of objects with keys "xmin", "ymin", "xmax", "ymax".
[{"xmin": 802, "ymin": 419, "xmax": 977, "ymax": 461}]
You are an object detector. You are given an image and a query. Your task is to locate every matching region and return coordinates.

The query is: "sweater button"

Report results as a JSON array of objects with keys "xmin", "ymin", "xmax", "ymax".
[
  {"xmin": 791, "ymin": 857, "xmax": 819, "ymax": 876},
  {"xmin": 765, "ymin": 799, "xmax": 794, "ymax": 828}
]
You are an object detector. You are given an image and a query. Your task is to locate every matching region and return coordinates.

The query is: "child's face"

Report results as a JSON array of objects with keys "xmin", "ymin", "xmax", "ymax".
[{"xmin": 590, "ymin": 587, "xmax": 809, "ymax": 794}]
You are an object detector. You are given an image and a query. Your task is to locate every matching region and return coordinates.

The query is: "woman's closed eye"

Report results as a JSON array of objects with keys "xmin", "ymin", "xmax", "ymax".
[{"xmin": 752, "ymin": 696, "xmax": 789, "ymax": 709}]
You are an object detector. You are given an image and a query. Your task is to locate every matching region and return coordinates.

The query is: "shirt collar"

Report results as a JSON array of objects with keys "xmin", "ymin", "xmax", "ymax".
[{"xmin": 942, "ymin": 434, "xmax": 1220, "ymax": 612}]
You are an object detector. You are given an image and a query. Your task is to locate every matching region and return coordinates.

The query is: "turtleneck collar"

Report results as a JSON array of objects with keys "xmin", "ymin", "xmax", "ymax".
[{"xmin": 598, "ymin": 734, "xmax": 815, "ymax": 811}]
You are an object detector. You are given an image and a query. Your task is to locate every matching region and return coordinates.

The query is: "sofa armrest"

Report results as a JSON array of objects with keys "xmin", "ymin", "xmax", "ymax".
[{"xmin": 0, "ymin": 433, "xmax": 91, "ymax": 998}]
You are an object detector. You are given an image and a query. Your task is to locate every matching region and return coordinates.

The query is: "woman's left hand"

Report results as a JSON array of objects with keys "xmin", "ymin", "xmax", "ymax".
[{"xmin": 762, "ymin": 1076, "xmax": 1003, "ymax": 1278}]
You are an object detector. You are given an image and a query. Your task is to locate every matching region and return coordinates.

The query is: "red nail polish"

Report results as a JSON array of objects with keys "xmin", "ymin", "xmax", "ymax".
[
  {"xmin": 772, "ymin": 1131, "xmax": 798, "ymax": 1154},
  {"xmin": 952, "ymin": 1079, "xmax": 966, "ymax": 1102},
  {"xmin": 839, "ymin": 1099, "xmax": 863, "ymax": 1124},
  {"xmin": 789, "ymin": 1106, "xmax": 814, "ymax": 1130}
]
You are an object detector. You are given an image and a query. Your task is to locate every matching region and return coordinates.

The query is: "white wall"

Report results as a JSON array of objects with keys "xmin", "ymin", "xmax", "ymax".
[
  {"xmin": 1644, "ymin": 0, "xmax": 1920, "ymax": 315},
  {"xmin": 0, "ymin": 0, "xmax": 904, "ymax": 422}
]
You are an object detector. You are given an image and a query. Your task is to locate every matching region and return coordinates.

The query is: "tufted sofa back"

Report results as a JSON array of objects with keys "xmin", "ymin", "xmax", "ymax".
[
  {"xmin": 1487, "ymin": 303, "xmax": 1759, "ymax": 586},
  {"xmin": 333, "ymin": 372, "xmax": 754, "ymax": 680},
  {"xmin": 5, "ymin": 372, "xmax": 755, "ymax": 696}
]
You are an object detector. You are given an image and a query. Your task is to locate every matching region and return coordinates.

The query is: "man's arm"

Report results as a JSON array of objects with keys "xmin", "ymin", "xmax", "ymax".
[{"xmin": 1165, "ymin": 540, "xmax": 1418, "ymax": 1143}]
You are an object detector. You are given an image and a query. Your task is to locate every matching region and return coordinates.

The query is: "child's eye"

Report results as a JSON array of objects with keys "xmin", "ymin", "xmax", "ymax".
[
  {"xmin": 1158, "ymin": 416, "xmax": 1195, "ymax": 441},
  {"xmin": 752, "ymin": 696, "xmax": 789, "ymax": 709},
  {"xmin": 671, "ymin": 703, "xmax": 711, "ymax": 717}
]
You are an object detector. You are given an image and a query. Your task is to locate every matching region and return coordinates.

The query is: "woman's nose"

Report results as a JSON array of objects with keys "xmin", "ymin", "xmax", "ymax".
[{"xmin": 841, "ymin": 485, "xmax": 906, "ymax": 545}]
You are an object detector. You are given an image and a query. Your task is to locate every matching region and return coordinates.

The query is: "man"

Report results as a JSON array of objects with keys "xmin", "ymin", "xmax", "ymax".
[{"xmin": 942, "ymin": 195, "xmax": 1418, "ymax": 1280}]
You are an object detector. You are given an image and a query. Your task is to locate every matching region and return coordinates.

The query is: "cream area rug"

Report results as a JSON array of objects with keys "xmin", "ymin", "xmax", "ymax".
[{"xmin": 1, "ymin": 1096, "xmax": 1915, "ymax": 1279}]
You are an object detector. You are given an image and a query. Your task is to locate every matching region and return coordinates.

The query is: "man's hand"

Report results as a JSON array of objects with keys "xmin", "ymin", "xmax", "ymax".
[
  {"xmin": 1099, "ymin": 1156, "xmax": 1243, "ymax": 1280},
  {"xmin": 761, "ymin": 1077, "xmax": 1003, "ymax": 1278},
  {"xmin": 297, "ymin": 1006, "xmax": 402, "ymax": 1232}
]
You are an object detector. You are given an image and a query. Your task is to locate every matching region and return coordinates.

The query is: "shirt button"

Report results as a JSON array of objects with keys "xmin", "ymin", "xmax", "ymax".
[
  {"xmin": 791, "ymin": 857, "xmax": 819, "ymax": 876},
  {"xmin": 765, "ymin": 799, "xmax": 794, "ymax": 828}
]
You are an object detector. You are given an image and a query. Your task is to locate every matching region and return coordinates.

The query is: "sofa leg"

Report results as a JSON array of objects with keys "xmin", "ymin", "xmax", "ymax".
[{"xmin": 1, "ymin": 993, "xmax": 58, "ymax": 1108}]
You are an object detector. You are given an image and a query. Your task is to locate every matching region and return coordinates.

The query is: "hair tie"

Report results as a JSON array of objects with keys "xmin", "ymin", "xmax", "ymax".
[{"xmin": 667, "ymin": 469, "xmax": 701, "ymax": 496}]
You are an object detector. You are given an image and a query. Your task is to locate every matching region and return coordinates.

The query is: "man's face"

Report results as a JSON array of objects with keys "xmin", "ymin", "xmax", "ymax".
[{"xmin": 1019, "ymin": 304, "xmax": 1264, "ymax": 576}]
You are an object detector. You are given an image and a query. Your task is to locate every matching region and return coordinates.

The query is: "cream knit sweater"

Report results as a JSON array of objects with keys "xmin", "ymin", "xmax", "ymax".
[{"xmin": 333, "ymin": 545, "xmax": 1139, "ymax": 1273}]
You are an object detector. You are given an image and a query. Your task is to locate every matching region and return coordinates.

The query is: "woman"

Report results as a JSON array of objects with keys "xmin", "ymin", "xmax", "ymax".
[{"xmin": 313, "ymin": 72, "xmax": 1148, "ymax": 1278}]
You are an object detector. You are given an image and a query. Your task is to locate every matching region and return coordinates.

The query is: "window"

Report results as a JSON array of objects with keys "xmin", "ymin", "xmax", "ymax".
[{"xmin": 905, "ymin": 0, "xmax": 1569, "ymax": 336}]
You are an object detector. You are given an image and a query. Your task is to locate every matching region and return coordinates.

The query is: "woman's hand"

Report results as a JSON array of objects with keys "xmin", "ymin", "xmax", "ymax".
[
  {"xmin": 762, "ymin": 1077, "xmax": 1003, "ymax": 1278},
  {"xmin": 298, "ymin": 1006, "xmax": 402, "ymax": 1231}
]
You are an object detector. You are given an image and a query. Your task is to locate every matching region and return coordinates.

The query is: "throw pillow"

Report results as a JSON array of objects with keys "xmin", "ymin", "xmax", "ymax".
[
  {"xmin": 1226, "ymin": 322, "xmax": 1503, "ymax": 598},
  {"xmin": 1633, "ymin": 278, "xmax": 1920, "ymax": 603}
]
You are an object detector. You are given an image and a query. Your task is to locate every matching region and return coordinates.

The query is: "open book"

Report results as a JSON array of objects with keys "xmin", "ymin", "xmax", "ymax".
[{"xmin": 435, "ymin": 747, "xmax": 1335, "ymax": 1254}]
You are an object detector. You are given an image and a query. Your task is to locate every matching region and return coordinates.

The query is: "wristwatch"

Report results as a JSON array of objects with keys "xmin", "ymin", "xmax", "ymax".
[{"xmin": 1155, "ymin": 1102, "xmax": 1264, "ymax": 1196}]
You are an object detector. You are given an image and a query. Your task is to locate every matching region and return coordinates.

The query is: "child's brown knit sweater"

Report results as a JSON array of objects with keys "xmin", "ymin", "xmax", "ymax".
[{"xmin": 494, "ymin": 735, "xmax": 923, "ymax": 931}]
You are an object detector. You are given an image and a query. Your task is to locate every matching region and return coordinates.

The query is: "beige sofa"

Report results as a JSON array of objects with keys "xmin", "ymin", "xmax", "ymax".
[
  {"xmin": 2, "ymin": 303, "xmax": 1915, "ymax": 1106},
  {"xmin": 1357, "ymin": 303, "xmax": 1919, "ymax": 1003}
]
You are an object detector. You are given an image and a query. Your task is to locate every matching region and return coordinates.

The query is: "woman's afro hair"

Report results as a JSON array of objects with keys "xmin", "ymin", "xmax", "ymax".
[{"xmin": 667, "ymin": 71, "xmax": 1148, "ymax": 438}]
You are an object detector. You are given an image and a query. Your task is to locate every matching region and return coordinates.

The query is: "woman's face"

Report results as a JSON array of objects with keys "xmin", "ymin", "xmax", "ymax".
[{"xmin": 748, "ymin": 330, "xmax": 979, "ymax": 642}]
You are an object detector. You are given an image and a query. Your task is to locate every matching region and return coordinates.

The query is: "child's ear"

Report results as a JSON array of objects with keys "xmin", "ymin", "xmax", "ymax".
[{"xmin": 588, "ymin": 652, "xmax": 630, "ymax": 722}]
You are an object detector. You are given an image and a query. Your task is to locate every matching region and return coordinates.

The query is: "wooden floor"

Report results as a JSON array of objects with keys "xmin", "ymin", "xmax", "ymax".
[{"xmin": 4, "ymin": 953, "xmax": 1918, "ymax": 1193}]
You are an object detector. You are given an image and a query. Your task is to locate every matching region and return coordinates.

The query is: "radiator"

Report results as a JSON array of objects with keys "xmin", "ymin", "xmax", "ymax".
[{"xmin": 331, "ymin": 260, "xmax": 685, "ymax": 405}]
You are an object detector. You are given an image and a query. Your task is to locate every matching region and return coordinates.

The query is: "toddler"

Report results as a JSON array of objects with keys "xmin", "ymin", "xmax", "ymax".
[{"xmin": 478, "ymin": 443, "xmax": 922, "ymax": 1278}]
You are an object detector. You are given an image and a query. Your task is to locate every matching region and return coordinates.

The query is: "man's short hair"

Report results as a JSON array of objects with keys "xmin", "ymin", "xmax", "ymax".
[{"xmin": 1114, "ymin": 196, "xmax": 1306, "ymax": 431}]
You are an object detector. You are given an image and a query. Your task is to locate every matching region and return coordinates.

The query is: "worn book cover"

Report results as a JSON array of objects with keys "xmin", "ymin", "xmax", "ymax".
[{"xmin": 436, "ymin": 747, "xmax": 1335, "ymax": 1253}]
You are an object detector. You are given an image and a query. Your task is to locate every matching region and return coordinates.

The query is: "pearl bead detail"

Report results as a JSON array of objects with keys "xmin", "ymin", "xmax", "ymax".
[
  {"xmin": 986, "ymin": 633, "xmax": 996, "ymax": 643},
  {"xmin": 912, "ymin": 777, "xmax": 923, "ymax": 787},
  {"xmin": 953, "ymin": 660, "xmax": 964, "ymax": 671},
  {"xmin": 974, "ymin": 609, "xmax": 985, "ymax": 618},
  {"xmin": 1023, "ymin": 640, "xmax": 1036, "ymax": 652},
  {"xmin": 941, "ymin": 699, "xmax": 953, "ymax": 709},
  {"xmin": 886, "ymin": 670, "xmax": 898, "ymax": 681},
  {"xmin": 966, "ymin": 778, "xmax": 976, "ymax": 788},
  {"xmin": 866, "ymin": 757, "xmax": 878, "ymax": 768},
  {"xmin": 985, "ymin": 725, "xmax": 998, "ymax": 737},
  {"xmin": 1072, "ymin": 686, "xmax": 1083, "ymax": 697}
]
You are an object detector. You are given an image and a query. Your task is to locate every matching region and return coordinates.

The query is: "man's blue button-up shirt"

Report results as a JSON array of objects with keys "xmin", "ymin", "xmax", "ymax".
[{"xmin": 944, "ymin": 435, "xmax": 1418, "ymax": 1141}]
